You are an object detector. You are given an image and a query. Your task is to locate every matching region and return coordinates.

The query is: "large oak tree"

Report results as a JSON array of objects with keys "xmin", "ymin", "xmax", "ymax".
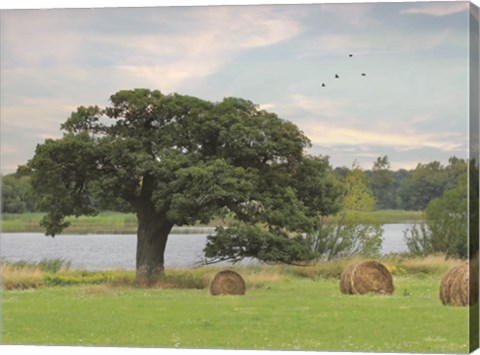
[{"xmin": 27, "ymin": 89, "xmax": 342, "ymax": 281}]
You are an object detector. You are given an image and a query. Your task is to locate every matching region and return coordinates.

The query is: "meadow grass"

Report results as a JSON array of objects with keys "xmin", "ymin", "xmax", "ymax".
[
  {"xmin": 1, "ymin": 273, "xmax": 468, "ymax": 353},
  {"xmin": 1, "ymin": 210, "xmax": 423, "ymax": 234},
  {"xmin": 1, "ymin": 257, "xmax": 470, "ymax": 352}
]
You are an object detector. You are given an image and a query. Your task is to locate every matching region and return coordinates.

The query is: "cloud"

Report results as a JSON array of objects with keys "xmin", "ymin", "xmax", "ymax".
[
  {"xmin": 3, "ymin": 7, "xmax": 304, "ymax": 92},
  {"xmin": 258, "ymin": 103, "xmax": 276, "ymax": 111},
  {"xmin": 1, "ymin": 10, "xmax": 91, "ymax": 68},
  {"xmin": 321, "ymin": 3, "xmax": 374, "ymax": 28},
  {"xmin": 401, "ymin": 2, "xmax": 469, "ymax": 17},
  {"xmin": 100, "ymin": 8, "xmax": 303, "ymax": 89},
  {"xmin": 284, "ymin": 94, "xmax": 466, "ymax": 153},
  {"xmin": 290, "ymin": 94, "xmax": 353, "ymax": 119},
  {"xmin": 297, "ymin": 34, "xmax": 374, "ymax": 59},
  {"xmin": 2, "ymin": 6, "xmax": 302, "ymax": 100},
  {"xmin": 303, "ymin": 121, "xmax": 464, "ymax": 152}
]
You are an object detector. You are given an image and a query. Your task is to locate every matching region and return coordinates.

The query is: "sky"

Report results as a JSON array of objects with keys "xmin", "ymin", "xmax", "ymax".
[{"xmin": 0, "ymin": 0, "xmax": 476, "ymax": 174}]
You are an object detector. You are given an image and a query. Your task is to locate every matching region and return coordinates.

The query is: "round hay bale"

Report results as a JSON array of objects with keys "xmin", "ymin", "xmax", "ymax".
[
  {"xmin": 340, "ymin": 260, "xmax": 394, "ymax": 295},
  {"xmin": 439, "ymin": 262, "xmax": 478, "ymax": 306},
  {"xmin": 210, "ymin": 270, "xmax": 246, "ymax": 296}
]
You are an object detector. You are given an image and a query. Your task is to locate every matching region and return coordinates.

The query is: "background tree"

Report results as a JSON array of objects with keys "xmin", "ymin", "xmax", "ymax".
[
  {"xmin": 398, "ymin": 158, "xmax": 466, "ymax": 211},
  {"xmin": 469, "ymin": 159, "xmax": 479, "ymax": 258},
  {"xmin": 404, "ymin": 173, "xmax": 468, "ymax": 258},
  {"xmin": 391, "ymin": 168, "xmax": 409, "ymax": 209},
  {"xmin": 1, "ymin": 173, "xmax": 37, "ymax": 213},
  {"xmin": 343, "ymin": 162, "xmax": 376, "ymax": 212},
  {"xmin": 27, "ymin": 89, "xmax": 343, "ymax": 281},
  {"xmin": 368, "ymin": 156, "xmax": 394, "ymax": 209}
]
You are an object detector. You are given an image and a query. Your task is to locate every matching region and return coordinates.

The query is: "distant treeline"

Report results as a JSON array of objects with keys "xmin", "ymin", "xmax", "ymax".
[
  {"xmin": 334, "ymin": 156, "xmax": 468, "ymax": 211},
  {"xmin": 1, "ymin": 155, "xmax": 468, "ymax": 214}
]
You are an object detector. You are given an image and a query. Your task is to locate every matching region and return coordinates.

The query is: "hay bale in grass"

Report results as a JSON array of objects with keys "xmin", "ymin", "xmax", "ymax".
[
  {"xmin": 340, "ymin": 260, "xmax": 394, "ymax": 295},
  {"xmin": 210, "ymin": 270, "xmax": 246, "ymax": 296},
  {"xmin": 440, "ymin": 262, "xmax": 478, "ymax": 306}
]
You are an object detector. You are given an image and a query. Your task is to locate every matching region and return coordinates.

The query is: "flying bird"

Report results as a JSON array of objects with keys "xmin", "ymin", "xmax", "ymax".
[
  {"xmin": 335, "ymin": 74, "xmax": 339, "ymax": 78},
  {"xmin": 322, "ymin": 83, "xmax": 326, "ymax": 87},
  {"xmin": 349, "ymin": 54, "xmax": 353, "ymax": 57},
  {"xmin": 361, "ymin": 73, "xmax": 366, "ymax": 76}
]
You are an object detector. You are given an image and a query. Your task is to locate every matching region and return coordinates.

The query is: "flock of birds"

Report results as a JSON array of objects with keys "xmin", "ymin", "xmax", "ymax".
[{"xmin": 321, "ymin": 53, "xmax": 366, "ymax": 88}]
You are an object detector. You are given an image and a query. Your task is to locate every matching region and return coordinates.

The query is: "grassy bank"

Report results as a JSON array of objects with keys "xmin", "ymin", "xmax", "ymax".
[
  {"xmin": 342, "ymin": 209, "xmax": 424, "ymax": 224},
  {"xmin": 0, "ymin": 212, "xmax": 218, "ymax": 234},
  {"xmin": 1, "ymin": 255, "xmax": 461, "ymax": 291},
  {"xmin": 1, "ymin": 257, "xmax": 468, "ymax": 352},
  {"xmin": 1, "ymin": 210, "xmax": 424, "ymax": 234}
]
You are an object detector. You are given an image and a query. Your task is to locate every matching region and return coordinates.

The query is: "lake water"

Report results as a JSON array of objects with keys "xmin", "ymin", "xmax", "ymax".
[{"xmin": 0, "ymin": 224, "xmax": 411, "ymax": 270}]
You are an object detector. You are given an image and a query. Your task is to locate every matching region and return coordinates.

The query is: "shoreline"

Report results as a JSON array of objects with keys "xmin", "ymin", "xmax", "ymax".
[{"xmin": 1, "ymin": 210, "xmax": 424, "ymax": 234}]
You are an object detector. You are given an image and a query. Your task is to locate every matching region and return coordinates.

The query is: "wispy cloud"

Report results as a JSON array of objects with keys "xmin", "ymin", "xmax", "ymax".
[
  {"xmin": 303, "ymin": 121, "xmax": 464, "ymax": 152},
  {"xmin": 321, "ymin": 3, "xmax": 374, "ymax": 28},
  {"xmin": 401, "ymin": 2, "xmax": 468, "ymax": 17},
  {"xmin": 285, "ymin": 93, "xmax": 465, "ymax": 153},
  {"xmin": 290, "ymin": 94, "xmax": 353, "ymax": 119},
  {"xmin": 3, "ymin": 7, "xmax": 304, "ymax": 91},
  {"xmin": 1, "ymin": 10, "xmax": 91, "ymax": 68}
]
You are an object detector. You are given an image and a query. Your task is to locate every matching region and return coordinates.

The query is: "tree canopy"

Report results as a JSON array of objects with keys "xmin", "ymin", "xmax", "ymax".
[
  {"xmin": 404, "ymin": 172, "xmax": 469, "ymax": 258},
  {"xmin": 398, "ymin": 158, "xmax": 467, "ymax": 211},
  {"xmin": 0, "ymin": 173, "xmax": 37, "ymax": 213},
  {"xmin": 369, "ymin": 156, "xmax": 394, "ymax": 209},
  {"xmin": 342, "ymin": 162, "xmax": 376, "ymax": 212},
  {"xmin": 27, "ymin": 89, "xmax": 343, "ymax": 280}
]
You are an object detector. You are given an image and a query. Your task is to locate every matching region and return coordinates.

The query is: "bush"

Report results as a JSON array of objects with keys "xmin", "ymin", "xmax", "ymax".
[
  {"xmin": 404, "ymin": 174, "xmax": 468, "ymax": 259},
  {"xmin": 309, "ymin": 213, "xmax": 383, "ymax": 261}
]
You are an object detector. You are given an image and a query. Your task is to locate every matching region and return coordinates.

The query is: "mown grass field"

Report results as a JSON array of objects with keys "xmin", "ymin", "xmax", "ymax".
[
  {"xmin": 1, "ymin": 256, "xmax": 472, "ymax": 353},
  {"xmin": 1, "ymin": 210, "xmax": 424, "ymax": 234}
]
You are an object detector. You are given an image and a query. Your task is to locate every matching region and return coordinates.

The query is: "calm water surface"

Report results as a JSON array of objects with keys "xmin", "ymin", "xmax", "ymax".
[{"xmin": 0, "ymin": 224, "xmax": 411, "ymax": 270}]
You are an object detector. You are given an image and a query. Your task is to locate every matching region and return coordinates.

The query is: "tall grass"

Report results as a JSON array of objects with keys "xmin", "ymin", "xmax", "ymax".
[
  {"xmin": 382, "ymin": 254, "xmax": 463, "ymax": 275},
  {"xmin": 3, "ymin": 258, "xmax": 71, "ymax": 273},
  {"xmin": 1, "ymin": 264, "xmax": 44, "ymax": 290},
  {"xmin": 2, "ymin": 255, "xmax": 462, "ymax": 291},
  {"xmin": 1, "ymin": 258, "xmax": 72, "ymax": 290}
]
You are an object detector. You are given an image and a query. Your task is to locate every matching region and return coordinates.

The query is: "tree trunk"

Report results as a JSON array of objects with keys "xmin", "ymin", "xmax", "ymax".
[{"xmin": 135, "ymin": 209, "xmax": 173, "ymax": 283}]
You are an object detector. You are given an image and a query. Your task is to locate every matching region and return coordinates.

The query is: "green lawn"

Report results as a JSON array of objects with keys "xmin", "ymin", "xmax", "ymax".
[{"xmin": 1, "ymin": 275, "xmax": 469, "ymax": 353}]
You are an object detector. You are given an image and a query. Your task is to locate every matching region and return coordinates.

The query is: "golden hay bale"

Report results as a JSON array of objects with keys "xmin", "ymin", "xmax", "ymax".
[
  {"xmin": 210, "ymin": 270, "xmax": 246, "ymax": 296},
  {"xmin": 340, "ymin": 260, "xmax": 394, "ymax": 295},
  {"xmin": 439, "ymin": 262, "xmax": 478, "ymax": 306}
]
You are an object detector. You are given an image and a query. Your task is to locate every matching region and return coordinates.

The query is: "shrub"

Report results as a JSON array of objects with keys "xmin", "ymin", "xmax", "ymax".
[
  {"xmin": 404, "ymin": 173, "xmax": 468, "ymax": 259},
  {"xmin": 308, "ymin": 213, "xmax": 383, "ymax": 261}
]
